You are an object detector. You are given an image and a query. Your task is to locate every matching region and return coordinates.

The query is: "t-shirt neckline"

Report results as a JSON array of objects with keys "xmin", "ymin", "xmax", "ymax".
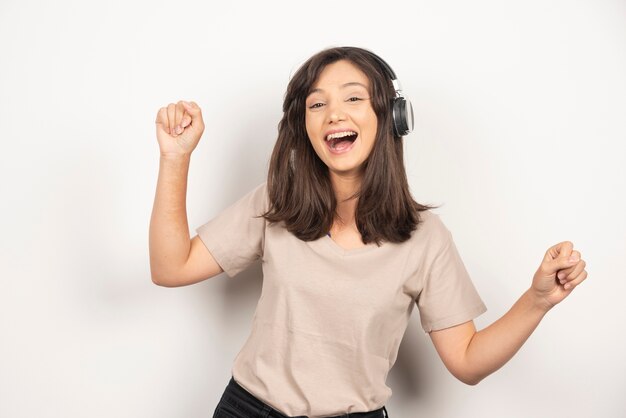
[{"xmin": 320, "ymin": 235, "xmax": 382, "ymax": 256}]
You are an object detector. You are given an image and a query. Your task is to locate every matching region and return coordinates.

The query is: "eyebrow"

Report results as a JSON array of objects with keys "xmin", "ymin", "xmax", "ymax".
[{"xmin": 307, "ymin": 82, "xmax": 368, "ymax": 96}]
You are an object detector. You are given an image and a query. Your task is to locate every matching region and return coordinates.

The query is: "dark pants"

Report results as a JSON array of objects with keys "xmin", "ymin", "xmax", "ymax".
[{"xmin": 213, "ymin": 376, "xmax": 389, "ymax": 418}]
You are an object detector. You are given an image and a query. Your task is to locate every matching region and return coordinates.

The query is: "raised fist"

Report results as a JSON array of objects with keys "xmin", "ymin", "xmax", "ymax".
[
  {"xmin": 531, "ymin": 241, "xmax": 588, "ymax": 310},
  {"xmin": 155, "ymin": 100, "xmax": 205, "ymax": 157}
]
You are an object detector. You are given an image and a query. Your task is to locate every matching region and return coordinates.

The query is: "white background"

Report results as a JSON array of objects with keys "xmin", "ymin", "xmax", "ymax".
[{"xmin": 1, "ymin": 0, "xmax": 625, "ymax": 417}]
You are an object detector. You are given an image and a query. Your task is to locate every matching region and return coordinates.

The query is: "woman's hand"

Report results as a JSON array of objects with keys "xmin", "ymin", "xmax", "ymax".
[
  {"xmin": 155, "ymin": 100, "xmax": 205, "ymax": 157},
  {"xmin": 531, "ymin": 241, "xmax": 588, "ymax": 311}
]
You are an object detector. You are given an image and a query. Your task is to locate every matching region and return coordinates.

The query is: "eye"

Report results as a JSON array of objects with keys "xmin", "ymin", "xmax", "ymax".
[
  {"xmin": 347, "ymin": 96, "xmax": 363, "ymax": 103},
  {"xmin": 308, "ymin": 102, "xmax": 325, "ymax": 109}
]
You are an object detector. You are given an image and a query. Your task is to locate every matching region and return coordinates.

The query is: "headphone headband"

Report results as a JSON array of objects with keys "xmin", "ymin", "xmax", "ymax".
[{"xmin": 364, "ymin": 51, "xmax": 397, "ymax": 80}]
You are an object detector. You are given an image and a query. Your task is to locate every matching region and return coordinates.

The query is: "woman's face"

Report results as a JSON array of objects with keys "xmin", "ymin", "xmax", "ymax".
[{"xmin": 305, "ymin": 59, "xmax": 378, "ymax": 178}]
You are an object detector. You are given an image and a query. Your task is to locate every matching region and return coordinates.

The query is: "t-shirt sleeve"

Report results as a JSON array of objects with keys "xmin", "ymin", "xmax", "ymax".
[
  {"xmin": 416, "ymin": 216, "xmax": 487, "ymax": 333},
  {"xmin": 194, "ymin": 182, "xmax": 268, "ymax": 278}
]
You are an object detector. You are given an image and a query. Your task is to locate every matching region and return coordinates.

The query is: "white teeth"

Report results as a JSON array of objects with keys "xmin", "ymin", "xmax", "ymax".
[{"xmin": 326, "ymin": 131, "xmax": 357, "ymax": 141}]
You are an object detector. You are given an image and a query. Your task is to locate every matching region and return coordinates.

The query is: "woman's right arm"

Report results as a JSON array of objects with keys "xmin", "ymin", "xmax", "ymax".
[{"xmin": 149, "ymin": 101, "xmax": 224, "ymax": 287}]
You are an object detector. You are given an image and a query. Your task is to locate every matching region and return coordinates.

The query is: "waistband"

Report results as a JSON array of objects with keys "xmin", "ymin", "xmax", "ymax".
[{"xmin": 224, "ymin": 376, "xmax": 388, "ymax": 418}]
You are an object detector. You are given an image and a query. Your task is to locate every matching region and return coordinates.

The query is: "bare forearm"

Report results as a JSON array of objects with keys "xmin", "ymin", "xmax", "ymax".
[
  {"xmin": 463, "ymin": 289, "xmax": 549, "ymax": 384},
  {"xmin": 431, "ymin": 243, "xmax": 588, "ymax": 385},
  {"xmin": 149, "ymin": 154, "xmax": 192, "ymax": 282}
]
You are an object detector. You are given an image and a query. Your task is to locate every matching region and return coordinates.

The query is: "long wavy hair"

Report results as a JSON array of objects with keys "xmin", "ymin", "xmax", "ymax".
[{"xmin": 262, "ymin": 46, "xmax": 438, "ymax": 245}]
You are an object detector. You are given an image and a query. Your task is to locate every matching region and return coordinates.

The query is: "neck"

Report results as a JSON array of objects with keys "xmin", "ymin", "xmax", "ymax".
[{"xmin": 329, "ymin": 171, "xmax": 362, "ymax": 225}]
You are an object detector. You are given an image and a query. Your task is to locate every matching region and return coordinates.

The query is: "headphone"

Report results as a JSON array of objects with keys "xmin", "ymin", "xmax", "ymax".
[{"xmin": 362, "ymin": 50, "xmax": 414, "ymax": 138}]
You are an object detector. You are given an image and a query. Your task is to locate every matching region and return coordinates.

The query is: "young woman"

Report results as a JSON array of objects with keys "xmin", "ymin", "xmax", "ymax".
[{"xmin": 149, "ymin": 47, "xmax": 588, "ymax": 418}]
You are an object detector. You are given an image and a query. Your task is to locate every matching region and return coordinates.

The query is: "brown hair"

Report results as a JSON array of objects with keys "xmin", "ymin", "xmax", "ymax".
[{"xmin": 262, "ymin": 46, "xmax": 438, "ymax": 245}]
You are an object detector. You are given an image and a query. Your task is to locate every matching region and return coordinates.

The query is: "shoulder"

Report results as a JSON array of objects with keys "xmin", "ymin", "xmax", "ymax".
[
  {"xmin": 251, "ymin": 181, "xmax": 267, "ymax": 199},
  {"xmin": 416, "ymin": 210, "xmax": 452, "ymax": 239},
  {"xmin": 215, "ymin": 181, "xmax": 269, "ymax": 218},
  {"xmin": 401, "ymin": 209, "xmax": 452, "ymax": 251},
  {"xmin": 241, "ymin": 181, "xmax": 269, "ymax": 212}
]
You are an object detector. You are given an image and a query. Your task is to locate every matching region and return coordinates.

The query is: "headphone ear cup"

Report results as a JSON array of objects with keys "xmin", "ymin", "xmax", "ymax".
[{"xmin": 392, "ymin": 97, "xmax": 414, "ymax": 137}]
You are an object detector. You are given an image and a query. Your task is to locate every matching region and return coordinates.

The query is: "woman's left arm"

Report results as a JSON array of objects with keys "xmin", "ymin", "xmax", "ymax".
[{"xmin": 429, "ymin": 241, "xmax": 588, "ymax": 385}]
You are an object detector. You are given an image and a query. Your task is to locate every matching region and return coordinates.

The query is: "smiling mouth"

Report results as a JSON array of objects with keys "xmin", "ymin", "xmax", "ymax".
[{"xmin": 326, "ymin": 132, "xmax": 358, "ymax": 150}]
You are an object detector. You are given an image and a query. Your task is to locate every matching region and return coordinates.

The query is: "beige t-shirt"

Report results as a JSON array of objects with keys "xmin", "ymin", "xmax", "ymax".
[{"xmin": 196, "ymin": 182, "xmax": 486, "ymax": 417}]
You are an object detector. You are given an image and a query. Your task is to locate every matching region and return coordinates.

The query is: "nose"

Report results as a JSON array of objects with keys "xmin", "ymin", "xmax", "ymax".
[{"xmin": 327, "ymin": 101, "xmax": 347, "ymax": 123}]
